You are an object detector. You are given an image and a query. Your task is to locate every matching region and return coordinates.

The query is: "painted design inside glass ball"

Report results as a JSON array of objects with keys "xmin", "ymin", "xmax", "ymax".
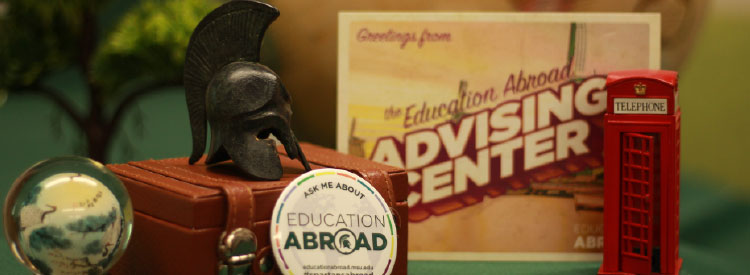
[
  {"xmin": 18, "ymin": 173, "xmax": 123, "ymax": 274},
  {"xmin": 4, "ymin": 156, "xmax": 132, "ymax": 275}
]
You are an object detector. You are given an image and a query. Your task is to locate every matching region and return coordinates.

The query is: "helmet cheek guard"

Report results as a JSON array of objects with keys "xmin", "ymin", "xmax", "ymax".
[{"xmin": 214, "ymin": 112, "xmax": 309, "ymax": 180}]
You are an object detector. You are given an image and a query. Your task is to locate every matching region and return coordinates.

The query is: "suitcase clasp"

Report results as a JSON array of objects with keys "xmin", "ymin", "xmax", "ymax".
[{"xmin": 218, "ymin": 227, "xmax": 257, "ymax": 274}]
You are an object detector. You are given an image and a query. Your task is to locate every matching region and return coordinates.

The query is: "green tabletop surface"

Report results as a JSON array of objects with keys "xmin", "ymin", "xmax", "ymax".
[{"xmin": 410, "ymin": 172, "xmax": 750, "ymax": 275}]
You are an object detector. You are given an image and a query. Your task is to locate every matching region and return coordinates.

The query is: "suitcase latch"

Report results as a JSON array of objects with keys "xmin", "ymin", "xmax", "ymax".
[{"xmin": 218, "ymin": 227, "xmax": 257, "ymax": 275}]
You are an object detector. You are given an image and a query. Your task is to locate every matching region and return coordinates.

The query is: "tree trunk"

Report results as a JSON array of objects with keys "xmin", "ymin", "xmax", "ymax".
[{"xmin": 85, "ymin": 118, "xmax": 111, "ymax": 163}]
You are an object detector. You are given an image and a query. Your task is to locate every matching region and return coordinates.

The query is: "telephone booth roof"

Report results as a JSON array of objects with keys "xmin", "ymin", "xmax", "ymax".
[
  {"xmin": 605, "ymin": 70, "xmax": 679, "ymax": 115},
  {"xmin": 606, "ymin": 70, "xmax": 678, "ymax": 88}
]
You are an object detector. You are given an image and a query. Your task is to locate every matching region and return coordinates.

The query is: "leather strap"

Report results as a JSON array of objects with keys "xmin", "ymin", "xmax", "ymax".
[{"xmin": 358, "ymin": 170, "xmax": 396, "ymax": 207}]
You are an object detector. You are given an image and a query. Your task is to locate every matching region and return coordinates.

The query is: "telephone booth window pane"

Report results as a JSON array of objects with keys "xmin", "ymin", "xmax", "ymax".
[{"xmin": 621, "ymin": 133, "xmax": 655, "ymax": 260}]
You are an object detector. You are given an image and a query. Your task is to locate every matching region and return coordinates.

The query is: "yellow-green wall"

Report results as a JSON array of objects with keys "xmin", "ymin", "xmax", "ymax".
[{"xmin": 680, "ymin": 6, "xmax": 750, "ymax": 198}]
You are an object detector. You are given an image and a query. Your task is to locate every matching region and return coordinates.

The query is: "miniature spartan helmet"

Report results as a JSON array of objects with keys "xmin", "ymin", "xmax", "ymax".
[{"xmin": 184, "ymin": 0, "xmax": 311, "ymax": 180}]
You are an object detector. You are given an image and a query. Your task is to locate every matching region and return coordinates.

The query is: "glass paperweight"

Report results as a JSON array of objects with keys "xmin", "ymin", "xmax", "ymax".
[{"xmin": 3, "ymin": 156, "xmax": 133, "ymax": 275}]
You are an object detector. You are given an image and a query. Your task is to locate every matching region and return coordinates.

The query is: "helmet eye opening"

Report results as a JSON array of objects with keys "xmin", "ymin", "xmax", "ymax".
[{"xmin": 256, "ymin": 128, "xmax": 274, "ymax": 140}]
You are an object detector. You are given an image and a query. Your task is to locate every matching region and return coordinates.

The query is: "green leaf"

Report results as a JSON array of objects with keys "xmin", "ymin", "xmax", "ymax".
[
  {"xmin": 29, "ymin": 226, "xmax": 72, "ymax": 251},
  {"xmin": 65, "ymin": 208, "xmax": 117, "ymax": 233},
  {"xmin": 91, "ymin": 0, "xmax": 219, "ymax": 96},
  {"xmin": 23, "ymin": 185, "xmax": 42, "ymax": 205},
  {"xmin": 28, "ymin": 256, "xmax": 53, "ymax": 275},
  {"xmin": 0, "ymin": 0, "xmax": 100, "ymax": 88},
  {"xmin": 83, "ymin": 239, "xmax": 103, "ymax": 255}
]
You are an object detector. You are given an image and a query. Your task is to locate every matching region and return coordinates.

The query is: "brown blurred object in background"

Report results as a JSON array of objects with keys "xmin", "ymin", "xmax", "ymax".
[{"xmin": 267, "ymin": 0, "xmax": 707, "ymax": 149}]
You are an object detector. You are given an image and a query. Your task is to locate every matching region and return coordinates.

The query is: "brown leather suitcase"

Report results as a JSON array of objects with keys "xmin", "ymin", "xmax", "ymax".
[{"xmin": 106, "ymin": 143, "xmax": 408, "ymax": 275}]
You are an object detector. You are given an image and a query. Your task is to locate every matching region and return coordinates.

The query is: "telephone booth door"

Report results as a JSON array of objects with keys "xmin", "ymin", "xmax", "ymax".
[{"xmin": 619, "ymin": 133, "xmax": 657, "ymax": 274}]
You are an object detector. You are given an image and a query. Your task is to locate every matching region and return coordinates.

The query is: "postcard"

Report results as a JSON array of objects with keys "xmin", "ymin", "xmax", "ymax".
[{"xmin": 338, "ymin": 12, "xmax": 659, "ymax": 261}]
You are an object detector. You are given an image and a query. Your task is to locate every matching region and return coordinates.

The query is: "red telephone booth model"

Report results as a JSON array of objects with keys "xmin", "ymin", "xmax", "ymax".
[{"xmin": 599, "ymin": 70, "xmax": 682, "ymax": 275}]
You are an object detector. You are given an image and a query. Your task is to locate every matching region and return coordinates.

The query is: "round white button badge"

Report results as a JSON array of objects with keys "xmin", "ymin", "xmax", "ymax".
[{"xmin": 271, "ymin": 168, "xmax": 397, "ymax": 275}]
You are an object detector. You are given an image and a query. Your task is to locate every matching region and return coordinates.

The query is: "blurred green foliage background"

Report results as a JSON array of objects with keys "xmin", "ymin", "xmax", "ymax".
[
  {"xmin": 0, "ymin": 0, "xmax": 218, "ymax": 162},
  {"xmin": 1, "ymin": 0, "xmax": 748, "ymax": 274}
]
